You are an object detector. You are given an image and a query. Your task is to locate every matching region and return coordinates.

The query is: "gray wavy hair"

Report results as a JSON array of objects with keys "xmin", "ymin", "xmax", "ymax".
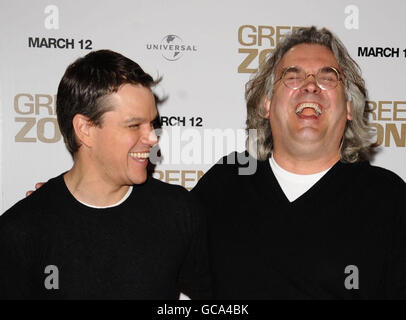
[{"xmin": 245, "ymin": 26, "xmax": 374, "ymax": 163}]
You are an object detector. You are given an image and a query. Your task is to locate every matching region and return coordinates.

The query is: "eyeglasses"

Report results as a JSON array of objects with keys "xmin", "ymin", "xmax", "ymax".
[{"xmin": 276, "ymin": 66, "xmax": 343, "ymax": 90}]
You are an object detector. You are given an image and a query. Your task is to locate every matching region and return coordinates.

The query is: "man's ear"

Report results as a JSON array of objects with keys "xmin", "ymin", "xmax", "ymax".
[
  {"xmin": 346, "ymin": 101, "xmax": 353, "ymax": 121},
  {"xmin": 72, "ymin": 114, "xmax": 93, "ymax": 148},
  {"xmin": 264, "ymin": 98, "xmax": 271, "ymax": 118}
]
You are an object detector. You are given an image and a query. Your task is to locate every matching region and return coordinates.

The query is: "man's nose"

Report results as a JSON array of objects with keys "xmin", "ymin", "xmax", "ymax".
[
  {"xmin": 300, "ymin": 74, "xmax": 321, "ymax": 94},
  {"xmin": 143, "ymin": 127, "xmax": 158, "ymax": 147}
]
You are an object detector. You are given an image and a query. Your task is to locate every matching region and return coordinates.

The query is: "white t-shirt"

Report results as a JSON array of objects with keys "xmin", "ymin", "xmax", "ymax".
[
  {"xmin": 76, "ymin": 186, "xmax": 133, "ymax": 209},
  {"xmin": 269, "ymin": 156, "xmax": 331, "ymax": 202}
]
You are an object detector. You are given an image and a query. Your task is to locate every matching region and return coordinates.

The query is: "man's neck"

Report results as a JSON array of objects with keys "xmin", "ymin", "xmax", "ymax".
[
  {"xmin": 272, "ymin": 149, "xmax": 340, "ymax": 174},
  {"xmin": 64, "ymin": 161, "xmax": 131, "ymax": 207}
]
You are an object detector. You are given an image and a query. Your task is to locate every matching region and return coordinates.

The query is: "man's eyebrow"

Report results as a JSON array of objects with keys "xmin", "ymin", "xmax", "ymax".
[
  {"xmin": 276, "ymin": 66, "xmax": 298, "ymax": 78},
  {"xmin": 124, "ymin": 114, "xmax": 159, "ymax": 124},
  {"xmin": 281, "ymin": 66, "xmax": 301, "ymax": 73},
  {"xmin": 123, "ymin": 117, "xmax": 147, "ymax": 123}
]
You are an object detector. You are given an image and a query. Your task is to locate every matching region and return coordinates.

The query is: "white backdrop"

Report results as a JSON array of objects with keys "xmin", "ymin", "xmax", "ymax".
[{"xmin": 1, "ymin": 0, "xmax": 405, "ymax": 213}]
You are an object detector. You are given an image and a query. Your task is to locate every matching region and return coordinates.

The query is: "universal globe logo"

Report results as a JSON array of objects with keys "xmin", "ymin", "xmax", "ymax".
[
  {"xmin": 161, "ymin": 35, "xmax": 183, "ymax": 61},
  {"xmin": 146, "ymin": 34, "xmax": 197, "ymax": 61}
]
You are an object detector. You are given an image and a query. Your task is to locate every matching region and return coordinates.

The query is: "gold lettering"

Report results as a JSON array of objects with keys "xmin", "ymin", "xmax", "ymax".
[
  {"xmin": 197, "ymin": 170, "xmax": 204, "ymax": 181},
  {"xmin": 181, "ymin": 170, "xmax": 195, "ymax": 191},
  {"xmin": 238, "ymin": 25, "xmax": 256, "ymax": 46},
  {"xmin": 258, "ymin": 26, "xmax": 274, "ymax": 46},
  {"xmin": 238, "ymin": 48, "xmax": 258, "ymax": 73},
  {"xmin": 37, "ymin": 117, "xmax": 61, "ymax": 143},
  {"xmin": 165, "ymin": 170, "xmax": 179, "ymax": 184},
  {"xmin": 14, "ymin": 94, "xmax": 34, "ymax": 115},
  {"xmin": 276, "ymin": 26, "xmax": 291, "ymax": 46},
  {"xmin": 385, "ymin": 123, "xmax": 406, "ymax": 147},
  {"xmin": 153, "ymin": 170, "xmax": 164, "ymax": 181},
  {"xmin": 367, "ymin": 101, "xmax": 377, "ymax": 121},
  {"xmin": 15, "ymin": 117, "xmax": 36, "ymax": 142},
  {"xmin": 393, "ymin": 101, "xmax": 406, "ymax": 121},
  {"xmin": 378, "ymin": 101, "xmax": 392, "ymax": 121},
  {"xmin": 35, "ymin": 94, "xmax": 54, "ymax": 115},
  {"xmin": 152, "ymin": 170, "xmax": 205, "ymax": 189}
]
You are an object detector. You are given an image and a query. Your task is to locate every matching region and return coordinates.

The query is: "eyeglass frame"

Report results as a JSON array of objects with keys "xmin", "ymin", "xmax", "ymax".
[{"xmin": 274, "ymin": 65, "xmax": 344, "ymax": 91}]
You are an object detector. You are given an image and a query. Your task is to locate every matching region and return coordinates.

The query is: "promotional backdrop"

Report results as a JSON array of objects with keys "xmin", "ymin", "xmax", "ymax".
[{"xmin": 1, "ymin": 0, "xmax": 405, "ymax": 213}]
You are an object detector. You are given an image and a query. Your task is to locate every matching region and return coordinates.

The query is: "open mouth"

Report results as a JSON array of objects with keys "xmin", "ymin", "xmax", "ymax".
[
  {"xmin": 295, "ymin": 103, "xmax": 322, "ymax": 117},
  {"xmin": 129, "ymin": 152, "xmax": 150, "ymax": 162}
]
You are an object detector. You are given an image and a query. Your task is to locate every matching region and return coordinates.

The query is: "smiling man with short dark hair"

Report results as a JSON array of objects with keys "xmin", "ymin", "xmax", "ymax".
[{"xmin": 0, "ymin": 50, "xmax": 211, "ymax": 299}]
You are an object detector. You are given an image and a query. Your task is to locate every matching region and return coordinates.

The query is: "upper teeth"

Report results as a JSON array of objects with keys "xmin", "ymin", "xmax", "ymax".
[
  {"xmin": 296, "ymin": 103, "xmax": 322, "ymax": 115},
  {"xmin": 129, "ymin": 152, "xmax": 149, "ymax": 159}
]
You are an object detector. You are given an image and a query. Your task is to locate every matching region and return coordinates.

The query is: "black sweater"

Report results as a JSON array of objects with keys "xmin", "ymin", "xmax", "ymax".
[
  {"xmin": 191, "ymin": 152, "xmax": 406, "ymax": 299},
  {"xmin": 0, "ymin": 174, "xmax": 211, "ymax": 299}
]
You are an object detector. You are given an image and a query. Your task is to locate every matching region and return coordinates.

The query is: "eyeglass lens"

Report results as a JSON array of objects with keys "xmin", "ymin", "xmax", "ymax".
[{"xmin": 283, "ymin": 66, "xmax": 339, "ymax": 90}]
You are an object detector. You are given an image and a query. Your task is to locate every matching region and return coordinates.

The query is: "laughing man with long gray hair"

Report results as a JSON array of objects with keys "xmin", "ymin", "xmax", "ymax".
[{"xmin": 192, "ymin": 26, "xmax": 406, "ymax": 299}]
